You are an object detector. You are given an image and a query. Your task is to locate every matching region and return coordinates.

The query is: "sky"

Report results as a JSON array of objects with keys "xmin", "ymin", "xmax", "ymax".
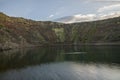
[{"xmin": 0, "ymin": 0, "xmax": 120, "ymax": 23}]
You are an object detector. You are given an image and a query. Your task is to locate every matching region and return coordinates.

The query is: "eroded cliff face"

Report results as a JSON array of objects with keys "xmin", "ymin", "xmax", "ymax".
[
  {"xmin": 0, "ymin": 12, "xmax": 120, "ymax": 50},
  {"xmin": 0, "ymin": 13, "xmax": 59, "ymax": 49}
]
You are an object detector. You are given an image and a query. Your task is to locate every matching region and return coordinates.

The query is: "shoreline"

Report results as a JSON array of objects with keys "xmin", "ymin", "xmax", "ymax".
[
  {"xmin": 50, "ymin": 42, "xmax": 120, "ymax": 46},
  {"xmin": 0, "ymin": 42, "xmax": 120, "ymax": 52}
]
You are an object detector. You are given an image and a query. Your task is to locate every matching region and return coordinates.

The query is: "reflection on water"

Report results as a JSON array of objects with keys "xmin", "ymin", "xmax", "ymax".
[
  {"xmin": 0, "ymin": 45, "xmax": 120, "ymax": 80},
  {"xmin": 0, "ymin": 62, "xmax": 120, "ymax": 80}
]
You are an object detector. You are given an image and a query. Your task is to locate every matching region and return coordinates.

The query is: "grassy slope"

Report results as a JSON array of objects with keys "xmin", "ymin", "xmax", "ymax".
[{"xmin": 0, "ymin": 12, "xmax": 120, "ymax": 50}]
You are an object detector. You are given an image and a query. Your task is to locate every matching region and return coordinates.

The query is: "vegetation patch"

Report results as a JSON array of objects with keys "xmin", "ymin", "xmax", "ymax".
[
  {"xmin": 0, "ymin": 24, "xmax": 4, "ymax": 29},
  {"xmin": 52, "ymin": 28, "xmax": 65, "ymax": 42}
]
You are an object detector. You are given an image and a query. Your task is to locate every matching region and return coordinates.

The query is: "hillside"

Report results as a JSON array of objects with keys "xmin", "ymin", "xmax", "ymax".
[{"xmin": 0, "ymin": 12, "xmax": 120, "ymax": 50}]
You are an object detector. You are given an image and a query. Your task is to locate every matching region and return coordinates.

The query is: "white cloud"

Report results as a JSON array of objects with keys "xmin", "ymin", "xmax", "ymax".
[
  {"xmin": 48, "ymin": 14, "xmax": 54, "ymax": 18},
  {"xmin": 68, "ymin": 14, "xmax": 96, "ymax": 23},
  {"xmin": 56, "ymin": 12, "xmax": 120, "ymax": 23},
  {"xmin": 56, "ymin": 14, "xmax": 97, "ymax": 23},
  {"xmin": 98, "ymin": 4, "xmax": 120, "ymax": 12},
  {"xmin": 99, "ymin": 12, "xmax": 120, "ymax": 19},
  {"xmin": 55, "ymin": 1, "xmax": 120, "ymax": 23},
  {"xmin": 74, "ymin": 14, "xmax": 96, "ymax": 19}
]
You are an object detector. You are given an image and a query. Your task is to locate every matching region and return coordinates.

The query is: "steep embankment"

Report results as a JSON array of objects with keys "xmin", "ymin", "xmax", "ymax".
[
  {"xmin": 68, "ymin": 18, "xmax": 120, "ymax": 43},
  {"xmin": 0, "ymin": 12, "xmax": 120, "ymax": 50},
  {"xmin": 0, "ymin": 13, "xmax": 60, "ymax": 50}
]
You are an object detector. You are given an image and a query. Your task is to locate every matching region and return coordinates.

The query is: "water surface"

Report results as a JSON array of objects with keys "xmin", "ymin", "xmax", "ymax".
[{"xmin": 0, "ymin": 45, "xmax": 120, "ymax": 80}]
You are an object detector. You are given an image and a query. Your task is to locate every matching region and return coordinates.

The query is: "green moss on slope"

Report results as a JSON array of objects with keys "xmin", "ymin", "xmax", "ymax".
[{"xmin": 52, "ymin": 28, "xmax": 65, "ymax": 42}]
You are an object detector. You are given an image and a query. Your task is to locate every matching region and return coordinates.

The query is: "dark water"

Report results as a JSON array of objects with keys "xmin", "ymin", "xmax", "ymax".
[{"xmin": 0, "ymin": 45, "xmax": 120, "ymax": 80}]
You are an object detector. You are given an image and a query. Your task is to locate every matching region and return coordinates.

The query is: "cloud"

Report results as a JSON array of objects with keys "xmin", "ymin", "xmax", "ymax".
[
  {"xmin": 98, "ymin": 4, "xmax": 120, "ymax": 12},
  {"xmin": 55, "ymin": 14, "xmax": 97, "ymax": 23},
  {"xmin": 48, "ymin": 14, "xmax": 54, "ymax": 18},
  {"xmin": 99, "ymin": 12, "xmax": 120, "ymax": 19},
  {"xmin": 74, "ymin": 14, "xmax": 96, "ymax": 20},
  {"xmin": 55, "ymin": 12, "xmax": 120, "ymax": 23},
  {"xmin": 69, "ymin": 14, "xmax": 96, "ymax": 23}
]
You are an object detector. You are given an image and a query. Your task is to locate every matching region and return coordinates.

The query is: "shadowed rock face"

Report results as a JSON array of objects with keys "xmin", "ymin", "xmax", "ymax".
[{"xmin": 0, "ymin": 12, "xmax": 120, "ymax": 49}]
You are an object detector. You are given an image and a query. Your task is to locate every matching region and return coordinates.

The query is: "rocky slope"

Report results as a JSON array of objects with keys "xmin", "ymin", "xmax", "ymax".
[{"xmin": 0, "ymin": 12, "xmax": 120, "ymax": 50}]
